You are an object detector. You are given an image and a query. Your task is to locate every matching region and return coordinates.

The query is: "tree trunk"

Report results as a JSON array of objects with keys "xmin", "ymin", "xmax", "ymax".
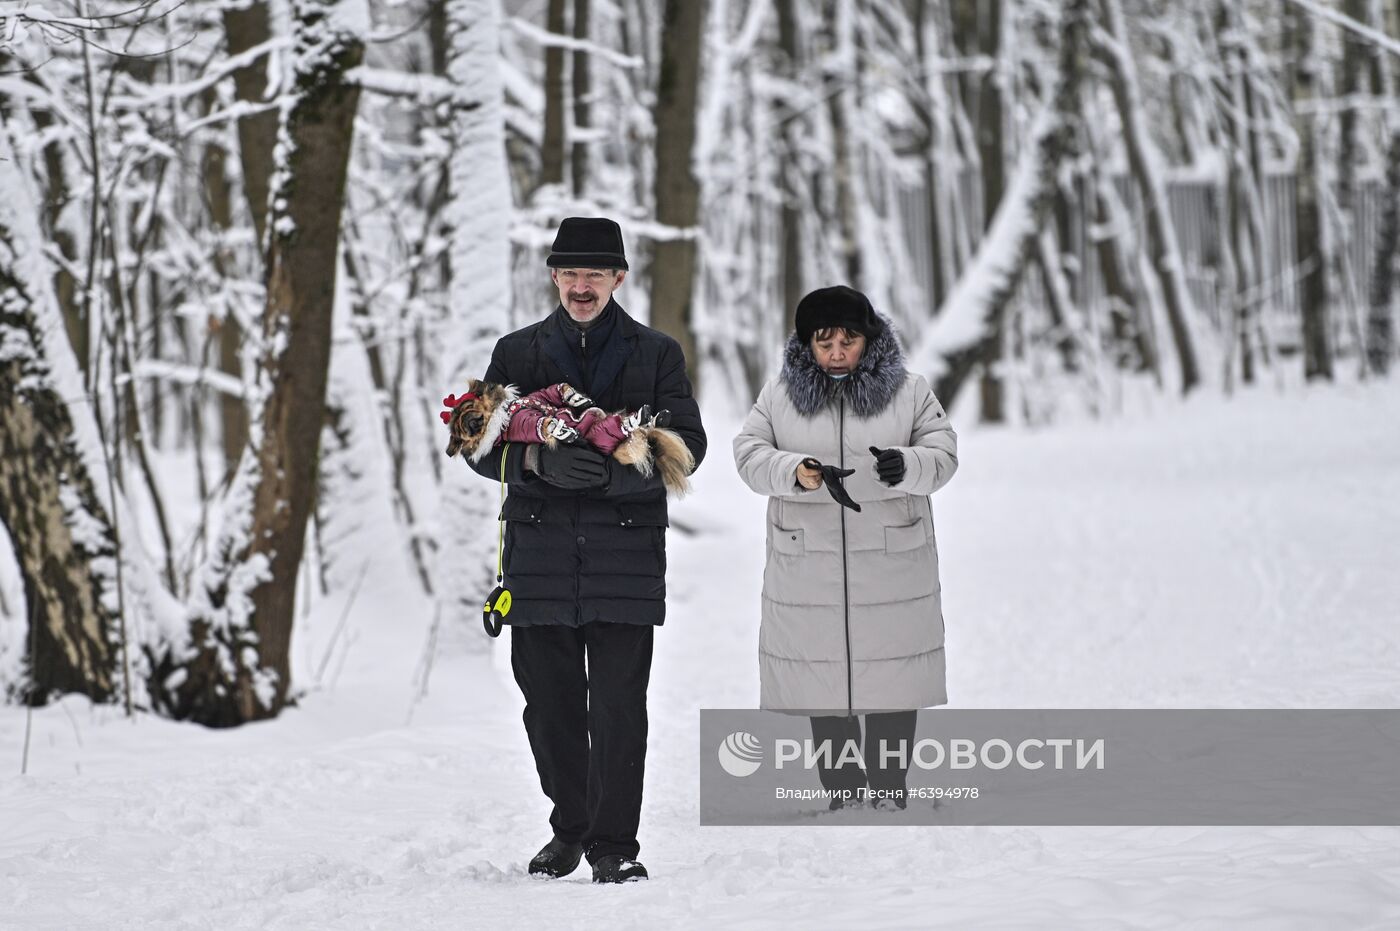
[
  {"xmin": 150, "ymin": 4, "xmax": 364, "ymax": 726},
  {"xmin": 572, "ymin": 0, "xmax": 591, "ymax": 196},
  {"xmin": 1368, "ymin": 0, "xmax": 1400, "ymax": 378},
  {"xmin": 222, "ymin": 0, "xmax": 279, "ymax": 249},
  {"xmin": 1368, "ymin": 128, "xmax": 1399, "ymax": 376},
  {"xmin": 0, "ymin": 130, "xmax": 122, "ymax": 705},
  {"xmin": 954, "ymin": 0, "xmax": 1008, "ymax": 421},
  {"xmin": 911, "ymin": 0, "xmax": 947, "ymax": 312},
  {"xmin": 776, "ymin": 0, "xmax": 806, "ymax": 334},
  {"xmin": 199, "ymin": 87, "xmax": 249, "ymax": 483},
  {"xmin": 540, "ymin": 0, "xmax": 568, "ymax": 190},
  {"xmin": 436, "ymin": 0, "xmax": 518, "ymax": 642},
  {"xmin": 1095, "ymin": 0, "xmax": 1202, "ymax": 394},
  {"xmin": 27, "ymin": 88, "xmax": 85, "ymax": 385},
  {"xmin": 1338, "ymin": 0, "xmax": 1369, "ymax": 367},
  {"xmin": 821, "ymin": 0, "xmax": 862, "ymax": 287},
  {"xmin": 1091, "ymin": 174, "xmax": 1157, "ymax": 375},
  {"xmin": 649, "ymin": 0, "xmax": 707, "ymax": 384},
  {"xmin": 1214, "ymin": 1, "xmax": 1266, "ymax": 387},
  {"xmin": 1292, "ymin": 6, "xmax": 1333, "ymax": 379},
  {"xmin": 220, "ymin": 0, "xmax": 275, "ymax": 481}
]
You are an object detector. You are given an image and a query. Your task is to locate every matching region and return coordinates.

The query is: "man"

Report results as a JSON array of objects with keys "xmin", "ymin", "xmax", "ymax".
[{"xmin": 467, "ymin": 217, "xmax": 706, "ymax": 883}]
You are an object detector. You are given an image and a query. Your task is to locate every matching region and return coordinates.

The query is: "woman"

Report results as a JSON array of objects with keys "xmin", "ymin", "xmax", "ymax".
[{"xmin": 732, "ymin": 285, "xmax": 958, "ymax": 810}]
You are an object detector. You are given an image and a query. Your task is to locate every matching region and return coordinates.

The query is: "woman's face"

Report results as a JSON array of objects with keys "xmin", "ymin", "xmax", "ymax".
[{"xmin": 811, "ymin": 328, "xmax": 866, "ymax": 376}]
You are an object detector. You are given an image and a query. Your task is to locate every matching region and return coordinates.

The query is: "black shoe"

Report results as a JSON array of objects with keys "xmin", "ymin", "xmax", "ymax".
[
  {"xmin": 591, "ymin": 854, "xmax": 649, "ymax": 883},
  {"xmin": 528, "ymin": 837, "xmax": 584, "ymax": 878},
  {"xmin": 870, "ymin": 796, "xmax": 907, "ymax": 811},
  {"xmin": 651, "ymin": 409, "xmax": 672, "ymax": 428}
]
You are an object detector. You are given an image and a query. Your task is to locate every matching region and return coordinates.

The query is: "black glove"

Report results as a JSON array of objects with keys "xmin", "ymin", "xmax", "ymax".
[
  {"xmin": 535, "ymin": 444, "xmax": 608, "ymax": 489},
  {"xmin": 801, "ymin": 457, "xmax": 861, "ymax": 512},
  {"xmin": 869, "ymin": 445, "xmax": 906, "ymax": 485}
]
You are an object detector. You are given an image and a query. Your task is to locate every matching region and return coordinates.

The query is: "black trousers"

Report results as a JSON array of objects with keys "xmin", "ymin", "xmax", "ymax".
[
  {"xmin": 510, "ymin": 622, "xmax": 653, "ymax": 863},
  {"xmin": 809, "ymin": 711, "xmax": 919, "ymax": 798}
]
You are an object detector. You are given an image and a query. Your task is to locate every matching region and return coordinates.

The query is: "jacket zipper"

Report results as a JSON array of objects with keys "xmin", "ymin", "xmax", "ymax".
[
  {"xmin": 574, "ymin": 495, "xmax": 583, "ymax": 625},
  {"xmin": 838, "ymin": 392, "xmax": 853, "ymax": 714}
]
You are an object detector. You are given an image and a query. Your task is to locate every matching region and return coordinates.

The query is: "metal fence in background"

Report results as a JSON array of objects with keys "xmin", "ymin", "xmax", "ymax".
[{"xmin": 897, "ymin": 168, "xmax": 1391, "ymax": 361}]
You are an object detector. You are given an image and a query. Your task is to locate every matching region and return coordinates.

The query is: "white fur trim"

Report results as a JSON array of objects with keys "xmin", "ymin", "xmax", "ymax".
[{"xmin": 468, "ymin": 384, "xmax": 521, "ymax": 463}]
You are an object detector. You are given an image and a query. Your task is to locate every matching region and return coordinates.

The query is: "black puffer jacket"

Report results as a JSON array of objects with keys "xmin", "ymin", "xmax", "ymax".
[{"xmin": 468, "ymin": 299, "xmax": 706, "ymax": 626}]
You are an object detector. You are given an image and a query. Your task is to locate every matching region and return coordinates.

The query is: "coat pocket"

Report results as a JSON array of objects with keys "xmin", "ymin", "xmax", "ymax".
[
  {"xmin": 616, "ymin": 500, "xmax": 669, "ymax": 528},
  {"xmin": 773, "ymin": 527, "xmax": 805, "ymax": 555},
  {"xmin": 499, "ymin": 496, "xmax": 544, "ymax": 523},
  {"xmin": 884, "ymin": 520, "xmax": 927, "ymax": 554}
]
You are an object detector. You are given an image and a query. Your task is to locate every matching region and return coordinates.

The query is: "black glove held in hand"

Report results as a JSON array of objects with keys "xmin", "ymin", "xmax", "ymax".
[
  {"xmin": 801, "ymin": 457, "xmax": 861, "ymax": 512},
  {"xmin": 536, "ymin": 444, "xmax": 609, "ymax": 489},
  {"xmin": 869, "ymin": 446, "xmax": 906, "ymax": 485}
]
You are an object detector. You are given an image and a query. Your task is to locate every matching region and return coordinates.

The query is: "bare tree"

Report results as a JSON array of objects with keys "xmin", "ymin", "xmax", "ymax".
[
  {"xmin": 150, "ymin": 0, "xmax": 365, "ymax": 726},
  {"xmin": 1289, "ymin": 2, "xmax": 1334, "ymax": 380},
  {"xmin": 909, "ymin": 0, "xmax": 1093, "ymax": 405},
  {"xmin": 1093, "ymin": 0, "xmax": 1203, "ymax": 394},
  {"xmin": 0, "ymin": 130, "xmax": 124, "ymax": 706}
]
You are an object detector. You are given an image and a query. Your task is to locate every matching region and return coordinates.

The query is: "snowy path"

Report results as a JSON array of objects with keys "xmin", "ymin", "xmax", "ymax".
[{"xmin": 3, "ymin": 381, "xmax": 1400, "ymax": 929}]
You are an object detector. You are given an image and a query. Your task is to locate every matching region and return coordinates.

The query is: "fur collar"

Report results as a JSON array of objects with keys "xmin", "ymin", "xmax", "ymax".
[
  {"xmin": 468, "ymin": 384, "xmax": 521, "ymax": 463},
  {"xmin": 779, "ymin": 313, "xmax": 906, "ymax": 418}
]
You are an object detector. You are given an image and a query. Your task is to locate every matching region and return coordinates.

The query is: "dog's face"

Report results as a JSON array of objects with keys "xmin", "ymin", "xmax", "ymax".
[{"xmin": 445, "ymin": 380, "xmax": 513, "ymax": 458}]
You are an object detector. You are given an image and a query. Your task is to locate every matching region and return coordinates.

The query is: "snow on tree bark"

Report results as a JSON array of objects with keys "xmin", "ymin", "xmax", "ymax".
[
  {"xmin": 1291, "ymin": 4, "xmax": 1335, "ymax": 381},
  {"xmin": 149, "ymin": 0, "xmax": 364, "ymax": 726},
  {"xmin": 436, "ymin": 0, "xmax": 516, "ymax": 645},
  {"xmin": 222, "ymin": 0, "xmax": 281, "ymax": 250},
  {"xmin": 0, "ymin": 125, "xmax": 180, "ymax": 709},
  {"xmin": 1094, "ymin": 0, "xmax": 1203, "ymax": 395}
]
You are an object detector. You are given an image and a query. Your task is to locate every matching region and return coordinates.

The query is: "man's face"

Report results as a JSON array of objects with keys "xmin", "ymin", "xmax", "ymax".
[{"xmin": 552, "ymin": 267, "xmax": 625, "ymax": 322}]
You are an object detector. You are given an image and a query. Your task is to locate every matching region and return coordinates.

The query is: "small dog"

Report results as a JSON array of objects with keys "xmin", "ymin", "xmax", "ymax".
[{"xmin": 442, "ymin": 379, "xmax": 694, "ymax": 496}]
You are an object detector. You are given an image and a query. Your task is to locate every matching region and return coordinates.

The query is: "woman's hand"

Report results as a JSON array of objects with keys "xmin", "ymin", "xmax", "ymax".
[
  {"xmin": 796, "ymin": 461, "xmax": 823, "ymax": 490},
  {"xmin": 869, "ymin": 445, "xmax": 906, "ymax": 485}
]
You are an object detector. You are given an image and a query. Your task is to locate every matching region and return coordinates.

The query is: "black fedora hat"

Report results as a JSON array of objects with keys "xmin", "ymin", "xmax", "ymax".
[{"xmin": 546, "ymin": 216, "xmax": 629, "ymax": 271}]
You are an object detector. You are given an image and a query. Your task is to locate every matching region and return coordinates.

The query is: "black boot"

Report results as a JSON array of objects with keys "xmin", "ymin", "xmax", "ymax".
[
  {"xmin": 529, "ymin": 837, "xmax": 584, "ymax": 878},
  {"xmin": 591, "ymin": 854, "xmax": 649, "ymax": 883}
]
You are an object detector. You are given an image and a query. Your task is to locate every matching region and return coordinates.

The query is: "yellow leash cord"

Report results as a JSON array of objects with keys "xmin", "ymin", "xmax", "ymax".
[{"xmin": 482, "ymin": 443, "xmax": 513, "ymax": 637}]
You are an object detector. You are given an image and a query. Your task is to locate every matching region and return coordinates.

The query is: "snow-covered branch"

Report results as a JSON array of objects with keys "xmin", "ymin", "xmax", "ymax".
[
  {"xmin": 344, "ymin": 66, "xmax": 481, "ymax": 110},
  {"xmin": 1283, "ymin": 0, "xmax": 1400, "ymax": 60},
  {"xmin": 505, "ymin": 16, "xmax": 643, "ymax": 70}
]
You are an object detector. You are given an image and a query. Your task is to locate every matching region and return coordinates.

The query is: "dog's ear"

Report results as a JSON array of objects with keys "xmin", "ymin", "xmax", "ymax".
[
  {"xmin": 467, "ymin": 378, "xmax": 484, "ymax": 394},
  {"xmin": 446, "ymin": 436, "xmax": 462, "ymax": 458}
]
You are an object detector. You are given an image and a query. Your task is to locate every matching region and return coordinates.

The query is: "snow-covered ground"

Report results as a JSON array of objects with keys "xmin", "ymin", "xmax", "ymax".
[{"xmin": 3, "ymin": 378, "xmax": 1400, "ymax": 930}]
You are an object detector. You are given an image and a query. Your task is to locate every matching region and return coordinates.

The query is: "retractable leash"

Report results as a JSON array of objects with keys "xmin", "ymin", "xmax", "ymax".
[{"xmin": 482, "ymin": 443, "xmax": 513, "ymax": 637}]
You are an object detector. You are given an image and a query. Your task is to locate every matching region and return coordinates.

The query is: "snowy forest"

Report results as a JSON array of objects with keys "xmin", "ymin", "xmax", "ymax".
[{"xmin": 1, "ymin": 0, "xmax": 1397, "ymax": 725}]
